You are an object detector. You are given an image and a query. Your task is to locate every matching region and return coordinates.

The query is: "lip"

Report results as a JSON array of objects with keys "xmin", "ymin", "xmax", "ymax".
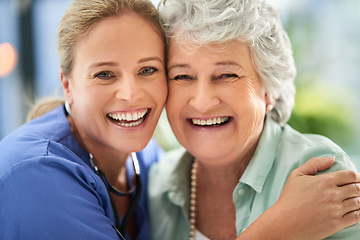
[{"xmin": 106, "ymin": 108, "xmax": 150, "ymax": 129}]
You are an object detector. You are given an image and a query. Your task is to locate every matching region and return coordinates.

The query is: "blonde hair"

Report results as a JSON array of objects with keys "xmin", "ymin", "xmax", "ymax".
[
  {"xmin": 27, "ymin": 97, "xmax": 65, "ymax": 121},
  {"xmin": 59, "ymin": 0, "xmax": 164, "ymax": 77}
]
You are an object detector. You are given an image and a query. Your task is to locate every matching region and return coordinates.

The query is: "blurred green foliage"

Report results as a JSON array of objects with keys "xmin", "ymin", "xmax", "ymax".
[{"xmin": 288, "ymin": 74, "xmax": 357, "ymax": 151}]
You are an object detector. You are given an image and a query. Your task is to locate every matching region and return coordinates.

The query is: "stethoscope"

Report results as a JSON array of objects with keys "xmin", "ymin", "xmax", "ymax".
[
  {"xmin": 65, "ymin": 102, "xmax": 142, "ymax": 239},
  {"xmin": 89, "ymin": 152, "xmax": 142, "ymax": 240}
]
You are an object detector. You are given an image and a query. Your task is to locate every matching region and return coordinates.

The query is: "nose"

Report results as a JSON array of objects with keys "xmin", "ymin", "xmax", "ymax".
[
  {"xmin": 189, "ymin": 79, "xmax": 220, "ymax": 112},
  {"xmin": 116, "ymin": 74, "xmax": 144, "ymax": 102}
]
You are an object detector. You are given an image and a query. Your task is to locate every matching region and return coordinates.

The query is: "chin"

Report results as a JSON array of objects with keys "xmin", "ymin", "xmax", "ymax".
[
  {"xmin": 127, "ymin": 139, "xmax": 151, "ymax": 153},
  {"xmin": 186, "ymin": 144, "xmax": 221, "ymax": 160}
]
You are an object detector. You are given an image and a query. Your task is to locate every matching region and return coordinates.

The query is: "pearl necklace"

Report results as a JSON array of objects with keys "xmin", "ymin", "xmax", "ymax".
[{"xmin": 189, "ymin": 161, "xmax": 198, "ymax": 240}]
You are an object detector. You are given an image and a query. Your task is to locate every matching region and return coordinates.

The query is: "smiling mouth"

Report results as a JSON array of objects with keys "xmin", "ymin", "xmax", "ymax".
[
  {"xmin": 191, "ymin": 116, "xmax": 230, "ymax": 126},
  {"xmin": 107, "ymin": 109, "xmax": 148, "ymax": 127}
]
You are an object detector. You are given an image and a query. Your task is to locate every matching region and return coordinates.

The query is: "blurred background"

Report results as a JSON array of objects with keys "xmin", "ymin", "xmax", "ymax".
[{"xmin": 0, "ymin": 0, "xmax": 359, "ymax": 169}]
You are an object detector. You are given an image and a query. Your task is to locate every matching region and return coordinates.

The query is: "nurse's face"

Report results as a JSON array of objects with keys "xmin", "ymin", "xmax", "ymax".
[
  {"xmin": 166, "ymin": 39, "xmax": 271, "ymax": 165},
  {"xmin": 62, "ymin": 13, "xmax": 167, "ymax": 156}
]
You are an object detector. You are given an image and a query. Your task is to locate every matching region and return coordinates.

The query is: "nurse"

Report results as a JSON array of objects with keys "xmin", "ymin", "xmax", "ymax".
[{"xmin": 0, "ymin": 0, "xmax": 166, "ymax": 239}]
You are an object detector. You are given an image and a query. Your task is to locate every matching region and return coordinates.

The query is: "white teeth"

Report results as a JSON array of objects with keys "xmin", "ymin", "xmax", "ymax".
[
  {"xmin": 192, "ymin": 116, "xmax": 229, "ymax": 126},
  {"xmin": 126, "ymin": 113, "xmax": 132, "ymax": 121},
  {"xmin": 108, "ymin": 109, "xmax": 148, "ymax": 127},
  {"xmin": 119, "ymin": 119, "xmax": 143, "ymax": 127}
]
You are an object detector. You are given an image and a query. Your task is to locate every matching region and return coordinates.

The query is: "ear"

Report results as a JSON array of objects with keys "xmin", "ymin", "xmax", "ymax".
[
  {"xmin": 265, "ymin": 92, "xmax": 275, "ymax": 112},
  {"xmin": 60, "ymin": 70, "xmax": 73, "ymax": 104}
]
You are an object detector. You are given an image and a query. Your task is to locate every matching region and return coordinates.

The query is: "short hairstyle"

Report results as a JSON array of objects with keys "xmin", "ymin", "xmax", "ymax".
[
  {"xmin": 58, "ymin": 0, "xmax": 164, "ymax": 77},
  {"xmin": 159, "ymin": 0, "xmax": 296, "ymax": 124}
]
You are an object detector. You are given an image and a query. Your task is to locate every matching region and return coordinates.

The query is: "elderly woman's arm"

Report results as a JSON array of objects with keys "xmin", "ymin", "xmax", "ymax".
[{"xmin": 238, "ymin": 157, "xmax": 360, "ymax": 240}]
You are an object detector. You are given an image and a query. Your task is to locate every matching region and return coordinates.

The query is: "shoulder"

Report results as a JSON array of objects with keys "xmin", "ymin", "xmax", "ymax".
[
  {"xmin": 0, "ymin": 106, "xmax": 77, "ymax": 174},
  {"xmin": 148, "ymin": 147, "xmax": 188, "ymax": 203},
  {"xmin": 281, "ymin": 124, "xmax": 342, "ymax": 151},
  {"xmin": 148, "ymin": 147, "xmax": 190, "ymax": 240},
  {"xmin": 0, "ymin": 153, "xmax": 115, "ymax": 239},
  {"xmin": 149, "ymin": 147, "xmax": 187, "ymax": 186},
  {"xmin": 276, "ymin": 123, "xmax": 355, "ymax": 171},
  {"xmin": 0, "ymin": 107, "xmax": 120, "ymax": 239}
]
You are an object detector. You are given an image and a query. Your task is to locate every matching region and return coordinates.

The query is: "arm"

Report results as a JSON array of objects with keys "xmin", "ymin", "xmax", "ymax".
[{"xmin": 237, "ymin": 157, "xmax": 360, "ymax": 240}]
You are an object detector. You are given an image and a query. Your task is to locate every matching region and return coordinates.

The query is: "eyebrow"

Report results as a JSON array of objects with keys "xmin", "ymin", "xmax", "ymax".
[
  {"xmin": 138, "ymin": 56, "xmax": 164, "ymax": 65},
  {"xmin": 88, "ymin": 61, "xmax": 119, "ymax": 69},
  {"xmin": 215, "ymin": 61, "xmax": 244, "ymax": 71},
  {"xmin": 167, "ymin": 64, "xmax": 189, "ymax": 72},
  {"xmin": 88, "ymin": 57, "xmax": 164, "ymax": 70},
  {"xmin": 168, "ymin": 61, "xmax": 244, "ymax": 71}
]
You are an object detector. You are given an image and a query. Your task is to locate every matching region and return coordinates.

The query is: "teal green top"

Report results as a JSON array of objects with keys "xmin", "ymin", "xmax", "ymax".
[{"xmin": 148, "ymin": 117, "xmax": 360, "ymax": 240}]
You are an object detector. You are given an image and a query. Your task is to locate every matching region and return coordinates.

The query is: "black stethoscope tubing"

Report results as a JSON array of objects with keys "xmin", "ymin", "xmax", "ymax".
[
  {"xmin": 65, "ymin": 104, "xmax": 141, "ymax": 239},
  {"xmin": 90, "ymin": 153, "xmax": 142, "ymax": 239}
]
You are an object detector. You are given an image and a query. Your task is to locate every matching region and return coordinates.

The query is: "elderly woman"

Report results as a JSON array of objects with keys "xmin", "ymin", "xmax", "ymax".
[
  {"xmin": 0, "ymin": 0, "xmax": 167, "ymax": 239},
  {"xmin": 149, "ymin": 0, "xmax": 360, "ymax": 239}
]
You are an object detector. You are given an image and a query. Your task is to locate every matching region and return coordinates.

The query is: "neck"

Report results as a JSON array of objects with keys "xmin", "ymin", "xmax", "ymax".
[
  {"xmin": 189, "ymin": 161, "xmax": 238, "ymax": 240},
  {"xmin": 190, "ymin": 144, "xmax": 257, "ymax": 240},
  {"xmin": 196, "ymin": 158, "xmax": 248, "ymax": 190},
  {"xmin": 66, "ymin": 114, "xmax": 130, "ymax": 190},
  {"xmin": 194, "ymin": 136, "xmax": 257, "ymax": 188},
  {"xmin": 92, "ymin": 151, "xmax": 130, "ymax": 191}
]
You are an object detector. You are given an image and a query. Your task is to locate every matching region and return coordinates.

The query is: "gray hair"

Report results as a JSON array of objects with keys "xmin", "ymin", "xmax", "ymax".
[{"xmin": 159, "ymin": 0, "xmax": 296, "ymax": 124}]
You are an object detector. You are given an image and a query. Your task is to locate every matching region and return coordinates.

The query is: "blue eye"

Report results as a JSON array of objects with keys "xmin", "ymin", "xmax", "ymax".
[
  {"xmin": 139, "ymin": 67, "xmax": 158, "ymax": 76},
  {"xmin": 94, "ymin": 71, "xmax": 114, "ymax": 80}
]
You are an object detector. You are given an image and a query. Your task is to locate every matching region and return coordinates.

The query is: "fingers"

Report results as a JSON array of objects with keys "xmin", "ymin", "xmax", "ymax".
[
  {"xmin": 329, "ymin": 170, "xmax": 360, "ymax": 186},
  {"xmin": 342, "ymin": 207, "xmax": 360, "ymax": 227},
  {"xmin": 335, "ymin": 184, "xmax": 360, "ymax": 228},
  {"xmin": 339, "ymin": 183, "xmax": 360, "ymax": 200},
  {"xmin": 296, "ymin": 157, "xmax": 335, "ymax": 176},
  {"xmin": 342, "ymin": 197, "xmax": 360, "ymax": 216}
]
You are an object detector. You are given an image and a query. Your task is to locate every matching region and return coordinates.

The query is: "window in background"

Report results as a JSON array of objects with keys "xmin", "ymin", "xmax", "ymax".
[{"xmin": 33, "ymin": 0, "xmax": 72, "ymax": 98}]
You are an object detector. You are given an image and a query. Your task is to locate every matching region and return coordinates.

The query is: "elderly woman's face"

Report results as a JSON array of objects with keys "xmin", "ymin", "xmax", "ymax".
[
  {"xmin": 166, "ymin": 39, "xmax": 270, "ymax": 163},
  {"xmin": 62, "ymin": 13, "xmax": 167, "ymax": 154}
]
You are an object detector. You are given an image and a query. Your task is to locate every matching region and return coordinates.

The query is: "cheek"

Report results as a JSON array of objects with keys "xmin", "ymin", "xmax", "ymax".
[
  {"xmin": 72, "ymin": 87, "xmax": 108, "ymax": 119},
  {"xmin": 165, "ymin": 89, "xmax": 184, "ymax": 130},
  {"xmin": 240, "ymin": 96, "xmax": 266, "ymax": 140},
  {"xmin": 156, "ymin": 81, "xmax": 168, "ymax": 105},
  {"xmin": 241, "ymin": 81, "xmax": 266, "ymax": 115},
  {"xmin": 145, "ymin": 75, "xmax": 168, "ymax": 103},
  {"xmin": 165, "ymin": 101, "xmax": 177, "ymax": 127},
  {"xmin": 234, "ymin": 85, "xmax": 266, "ymax": 130},
  {"xmin": 167, "ymin": 86, "xmax": 184, "ymax": 114}
]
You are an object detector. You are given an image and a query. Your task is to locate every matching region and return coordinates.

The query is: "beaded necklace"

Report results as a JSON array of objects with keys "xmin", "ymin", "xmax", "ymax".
[{"xmin": 189, "ymin": 161, "xmax": 198, "ymax": 240}]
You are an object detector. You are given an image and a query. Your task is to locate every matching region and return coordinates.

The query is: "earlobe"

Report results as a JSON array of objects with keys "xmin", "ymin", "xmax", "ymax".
[
  {"xmin": 265, "ymin": 92, "xmax": 275, "ymax": 112},
  {"xmin": 60, "ymin": 71, "xmax": 73, "ymax": 104}
]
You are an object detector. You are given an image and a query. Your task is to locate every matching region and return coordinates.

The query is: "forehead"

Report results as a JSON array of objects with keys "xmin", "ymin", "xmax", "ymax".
[
  {"xmin": 167, "ymin": 38, "xmax": 252, "ymax": 67},
  {"xmin": 73, "ymin": 13, "xmax": 164, "ymax": 66},
  {"xmin": 82, "ymin": 13, "xmax": 162, "ymax": 47}
]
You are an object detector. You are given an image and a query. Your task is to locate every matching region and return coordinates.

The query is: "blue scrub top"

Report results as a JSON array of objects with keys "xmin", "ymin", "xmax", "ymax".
[{"xmin": 0, "ymin": 106, "xmax": 162, "ymax": 240}]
